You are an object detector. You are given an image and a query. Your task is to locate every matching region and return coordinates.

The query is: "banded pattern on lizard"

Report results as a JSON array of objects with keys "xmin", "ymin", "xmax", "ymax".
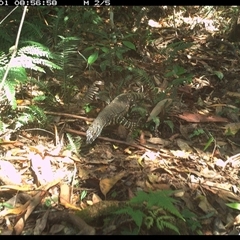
[{"xmin": 86, "ymin": 92, "xmax": 145, "ymax": 144}]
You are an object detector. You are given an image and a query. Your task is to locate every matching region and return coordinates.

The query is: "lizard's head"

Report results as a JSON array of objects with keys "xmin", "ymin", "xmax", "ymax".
[{"xmin": 86, "ymin": 123, "xmax": 104, "ymax": 144}]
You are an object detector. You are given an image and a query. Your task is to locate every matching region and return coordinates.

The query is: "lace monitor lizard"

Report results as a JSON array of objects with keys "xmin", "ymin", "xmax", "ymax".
[{"xmin": 86, "ymin": 92, "xmax": 145, "ymax": 144}]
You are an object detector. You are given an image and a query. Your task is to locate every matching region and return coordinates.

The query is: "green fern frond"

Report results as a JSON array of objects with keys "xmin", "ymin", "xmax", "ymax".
[
  {"xmin": 66, "ymin": 133, "xmax": 81, "ymax": 157},
  {"xmin": 11, "ymin": 56, "xmax": 45, "ymax": 72},
  {"xmin": 130, "ymin": 190, "xmax": 185, "ymax": 221},
  {"xmin": 167, "ymin": 41, "xmax": 193, "ymax": 52},
  {"xmin": 131, "ymin": 68, "xmax": 155, "ymax": 90},
  {"xmin": 11, "ymin": 105, "xmax": 47, "ymax": 130},
  {"xmin": 16, "ymin": 44, "xmax": 61, "ymax": 71},
  {"xmin": 33, "ymin": 58, "xmax": 61, "ymax": 70},
  {"xmin": 114, "ymin": 206, "xmax": 145, "ymax": 230},
  {"xmin": 52, "ymin": 8, "xmax": 65, "ymax": 44},
  {"xmin": 7, "ymin": 67, "xmax": 27, "ymax": 83},
  {"xmin": 156, "ymin": 216, "xmax": 180, "ymax": 234},
  {"xmin": 22, "ymin": 41, "xmax": 58, "ymax": 59},
  {"xmin": 0, "ymin": 120, "xmax": 9, "ymax": 135},
  {"xmin": 27, "ymin": 105, "xmax": 47, "ymax": 125},
  {"xmin": 15, "ymin": 112, "xmax": 34, "ymax": 130},
  {"xmin": 130, "ymin": 106, "xmax": 147, "ymax": 117},
  {"xmin": 55, "ymin": 36, "xmax": 80, "ymax": 69},
  {"xmin": 18, "ymin": 46, "xmax": 51, "ymax": 58},
  {"xmin": 144, "ymin": 216, "xmax": 154, "ymax": 230},
  {"xmin": 0, "ymin": 52, "xmax": 8, "ymax": 67},
  {"xmin": 0, "ymin": 28, "xmax": 12, "ymax": 50},
  {"xmin": 3, "ymin": 80, "xmax": 16, "ymax": 109},
  {"xmin": 22, "ymin": 21, "xmax": 44, "ymax": 40}
]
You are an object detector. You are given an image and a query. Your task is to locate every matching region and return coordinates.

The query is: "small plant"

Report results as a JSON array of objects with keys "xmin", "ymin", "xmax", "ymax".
[
  {"xmin": 80, "ymin": 190, "xmax": 87, "ymax": 202},
  {"xmin": 113, "ymin": 190, "xmax": 185, "ymax": 234},
  {"xmin": 165, "ymin": 64, "xmax": 193, "ymax": 86},
  {"xmin": 66, "ymin": 133, "xmax": 82, "ymax": 157},
  {"xmin": 189, "ymin": 128, "xmax": 205, "ymax": 139},
  {"xmin": 0, "ymin": 42, "xmax": 61, "ymax": 109},
  {"xmin": 181, "ymin": 208, "xmax": 202, "ymax": 234}
]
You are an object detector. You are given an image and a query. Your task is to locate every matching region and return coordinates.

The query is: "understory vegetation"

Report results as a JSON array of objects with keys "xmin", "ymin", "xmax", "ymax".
[{"xmin": 0, "ymin": 6, "xmax": 240, "ymax": 235}]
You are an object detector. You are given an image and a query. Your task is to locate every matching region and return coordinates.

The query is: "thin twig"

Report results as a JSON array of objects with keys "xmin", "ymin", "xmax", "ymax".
[
  {"xmin": 65, "ymin": 127, "xmax": 158, "ymax": 151},
  {"xmin": 44, "ymin": 111, "xmax": 94, "ymax": 122}
]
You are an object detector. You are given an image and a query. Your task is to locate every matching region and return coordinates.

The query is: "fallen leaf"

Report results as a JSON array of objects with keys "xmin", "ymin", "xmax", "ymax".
[
  {"xmin": 92, "ymin": 193, "xmax": 102, "ymax": 204},
  {"xmin": 0, "ymin": 160, "xmax": 22, "ymax": 185},
  {"xmin": 99, "ymin": 171, "xmax": 126, "ymax": 198},
  {"xmin": 49, "ymin": 224, "xmax": 65, "ymax": 234},
  {"xmin": 34, "ymin": 208, "xmax": 50, "ymax": 235},
  {"xmin": 147, "ymin": 137, "xmax": 171, "ymax": 146},
  {"xmin": 176, "ymin": 139, "xmax": 193, "ymax": 152},
  {"xmin": 60, "ymin": 183, "xmax": 71, "ymax": 206},
  {"xmin": 177, "ymin": 112, "xmax": 228, "ymax": 123},
  {"xmin": 195, "ymin": 194, "xmax": 217, "ymax": 214},
  {"xmin": 147, "ymin": 98, "xmax": 172, "ymax": 122},
  {"xmin": 226, "ymin": 91, "xmax": 240, "ymax": 98},
  {"xmin": 223, "ymin": 122, "xmax": 240, "ymax": 135}
]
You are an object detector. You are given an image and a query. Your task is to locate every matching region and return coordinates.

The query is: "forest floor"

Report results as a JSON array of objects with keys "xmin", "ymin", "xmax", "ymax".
[{"xmin": 1, "ymin": 7, "xmax": 240, "ymax": 235}]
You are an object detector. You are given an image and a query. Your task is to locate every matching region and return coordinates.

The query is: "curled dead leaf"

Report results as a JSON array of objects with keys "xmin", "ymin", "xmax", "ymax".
[
  {"xmin": 147, "ymin": 98, "xmax": 172, "ymax": 122},
  {"xmin": 99, "ymin": 171, "xmax": 126, "ymax": 198}
]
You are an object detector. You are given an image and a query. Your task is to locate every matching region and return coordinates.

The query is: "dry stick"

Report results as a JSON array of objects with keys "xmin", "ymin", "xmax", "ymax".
[
  {"xmin": 65, "ymin": 128, "xmax": 158, "ymax": 152},
  {"xmin": 44, "ymin": 111, "xmax": 94, "ymax": 122},
  {"xmin": 46, "ymin": 111, "xmax": 159, "ymax": 151}
]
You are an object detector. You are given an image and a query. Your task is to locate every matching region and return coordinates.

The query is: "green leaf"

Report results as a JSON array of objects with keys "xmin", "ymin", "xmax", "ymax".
[
  {"xmin": 1, "ymin": 202, "xmax": 14, "ymax": 209},
  {"xmin": 4, "ymin": 81, "xmax": 17, "ymax": 109},
  {"xmin": 213, "ymin": 71, "xmax": 224, "ymax": 80},
  {"xmin": 164, "ymin": 120, "xmax": 174, "ymax": 133},
  {"xmin": 88, "ymin": 52, "xmax": 99, "ymax": 65},
  {"xmin": 226, "ymin": 202, "xmax": 240, "ymax": 211},
  {"xmin": 203, "ymin": 135, "xmax": 214, "ymax": 151},
  {"xmin": 122, "ymin": 207, "xmax": 144, "ymax": 229},
  {"xmin": 80, "ymin": 190, "xmax": 87, "ymax": 201},
  {"xmin": 115, "ymin": 206, "xmax": 144, "ymax": 229},
  {"xmin": 122, "ymin": 41, "xmax": 136, "ymax": 50},
  {"xmin": 101, "ymin": 47, "xmax": 110, "ymax": 53},
  {"xmin": 116, "ymin": 50, "xmax": 123, "ymax": 60}
]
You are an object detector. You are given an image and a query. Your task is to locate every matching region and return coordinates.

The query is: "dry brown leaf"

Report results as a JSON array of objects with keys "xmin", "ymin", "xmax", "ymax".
[
  {"xmin": 1, "ymin": 200, "xmax": 30, "ymax": 218},
  {"xmin": 0, "ymin": 185, "xmax": 33, "ymax": 192},
  {"xmin": 49, "ymin": 224, "xmax": 65, "ymax": 235},
  {"xmin": 0, "ymin": 160, "xmax": 22, "ymax": 185},
  {"xmin": 147, "ymin": 137, "xmax": 171, "ymax": 146},
  {"xmin": 176, "ymin": 139, "xmax": 193, "ymax": 152},
  {"xmin": 177, "ymin": 112, "xmax": 228, "ymax": 123},
  {"xmin": 179, "ymin": 124, "xmax": 190, "ymax": 139},
  {"xmin": 78, "ymin": 168, "xmax": 91, "ymax": 179},
  {"xmin": 28, "ymin": 145, "xmax": 45, "ymax": 158},
  {"xmin": 147, "ymin": 98, "xmax": 172, "ymax": 122},
  {"xmin": 223, "ymin": 122, "xmax": 240, "ymax": 135},
  {"xmin": 124, "ymin": 147, "xmax": 132, "ymax": 154},
  {"xmin": 170, "ymin": 150, "xmax": 190, "ymax": 159},
  {"xmin": 200, "ymin": 168, "xmax": 219, "ymax": 179},
  {"xmin": 226, "ymin": 91, "xmax": 240, "ymax": 98},
  {"xmin": 60, "ymin": 183, "xmax": 71, "ymax": 206},
  {"xmin": 146, "ymin": 182, "xmax": 171, "ymax": 191},
  {"xmin": 233, "ymin": 214, "xmax": 240, "ymax": 226},
  {"xmin": 217, "ymin": 189, "xmax": 240, "ymax": 202},
  {"xmin": 14, "ymin": 179, "xmax": 60, "ymax": 235},
  {"xmin": 92, "ymin": 193, "xmax": 102, "ymax": 204},
  {"xmin": 34, "ymin": 208, "xmax": 50, "ymax": 235},
  {"xmin": 30, "ymin": 153, "xmax": 54, "ymax": 185},
  {"xmin": 99, "ymin": 171, "xmax": 126, "ymax": 198},
  {"xmin": 195, "ymin": 195, "xmax": 218, "ymax": 214}
]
